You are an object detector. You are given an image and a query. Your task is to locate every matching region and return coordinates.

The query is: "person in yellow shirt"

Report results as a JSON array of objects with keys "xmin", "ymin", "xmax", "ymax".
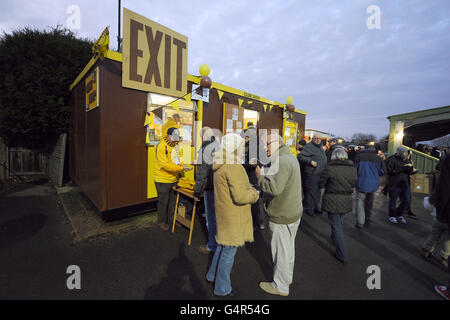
[
  {"xmin": 161, "ymin": 114, "xmax": 180, "ymax": 140},
  {"xmin": 155, "ymin": 127, "xmax": 192, "ymax": 231}
]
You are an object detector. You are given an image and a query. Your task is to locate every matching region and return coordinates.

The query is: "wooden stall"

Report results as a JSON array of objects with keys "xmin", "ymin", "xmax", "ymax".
[{"xmin": 68, "ymin": 8, "xmax": 307, "ymax": 219}]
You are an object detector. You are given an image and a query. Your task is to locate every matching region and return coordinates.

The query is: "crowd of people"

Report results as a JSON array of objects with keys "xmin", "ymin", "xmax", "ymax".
[{"xmin": 153, "ymin": 125, "xmax": 450, "ymax": 299}]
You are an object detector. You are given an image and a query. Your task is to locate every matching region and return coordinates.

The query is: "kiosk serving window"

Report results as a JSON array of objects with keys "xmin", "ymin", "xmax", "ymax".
[
  {"xmin": 284, "ymin": 121, "xmax": 298, "ymax": 148},
  {"xmin": 147, "ymin": 93, "xmax": 195, "ymax": 145}
]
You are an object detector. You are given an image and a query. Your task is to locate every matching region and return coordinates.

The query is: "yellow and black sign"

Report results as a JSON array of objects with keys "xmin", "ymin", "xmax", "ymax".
[
  {"xmin": 122, "ymin": 8, "xmax": 188, "ymax": 98},
  {"xmin": 85, "ymin": 67, "xmax": 99, "ymax": 112}
]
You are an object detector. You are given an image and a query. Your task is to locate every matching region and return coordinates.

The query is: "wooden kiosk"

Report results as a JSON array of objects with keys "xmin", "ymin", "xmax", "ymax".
[{"xmin": 68, "ymin": 8, "xmax": 307, "ymax": 221}]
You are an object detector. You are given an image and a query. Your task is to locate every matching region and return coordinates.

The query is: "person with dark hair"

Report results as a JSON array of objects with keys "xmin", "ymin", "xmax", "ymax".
[
  {"xmin": 194, "ymin": 127, "xmax": 221, "ymax": 254},
  {"xmin": 355, "ymin": 143, "xmax": 386, "ymax": 228},
  {"xmin": 325, "ymin": 138, "xmax": 342, "ymax": 163},
  {"xmin": 242, "ymin": 126, "xmax": 266, "ymax": 230},
  {"xmin": 154, "ymin": 127, "xmax": 192, "ymax": 231},
  {"xmin": 385, "ymin": 146, "xmax": 417, "ymax": 224},
  {"xmin": 431, "ymin": 155, "xmax": 450, "ymax": 299},
  {"xmin": 298, "ymin": 134, "xmax": 327, "ymax": 216},
  {"xmin": 297, "ymin": 139, "xmax": 308, "ymax": 195}
]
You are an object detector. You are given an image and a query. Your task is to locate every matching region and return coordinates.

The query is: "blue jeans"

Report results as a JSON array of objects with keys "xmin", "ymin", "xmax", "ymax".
[
  {"xmin": 388, "ymin": 186, "xmax": 411, "ymax": 217},
  {"xmin": 303, "ymin": 173, "xmax": 321, "ymax": 214},
  {"xmin": 204, "ymin": 190, "xmax": 217, "ymax": 251},
  {"xmin": 328, "ymin": 213, "xmax": 348, "ymax": 262},
  {"xmin": 206, "ymin": 245, "xmax": 238, "ymax": 296}
]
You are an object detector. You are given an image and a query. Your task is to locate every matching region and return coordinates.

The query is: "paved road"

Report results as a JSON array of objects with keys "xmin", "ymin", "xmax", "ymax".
[{"xmin": 0, "ymin": 180, "xmax": 448, "ymax": 300}]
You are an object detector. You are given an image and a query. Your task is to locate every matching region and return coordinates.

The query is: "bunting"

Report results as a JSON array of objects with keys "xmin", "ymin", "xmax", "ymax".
[
  {"xmin": 217, "ymin": 90, "xmax": 224, "ymax": 100},
  {"xmin": 185, "ymin": 93, "xmax": 191, "ymax": 104},
  {"xmin": 170, "ymin": 100, "xmax": 180, "ymax": 112}
]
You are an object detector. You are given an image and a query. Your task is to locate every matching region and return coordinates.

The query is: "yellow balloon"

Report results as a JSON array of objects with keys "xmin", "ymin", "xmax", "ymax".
[
  {"xmin": 199, "ymin": 64, "xmax": 210, "ymax": 76},
  {"xmin": 286, "ymin": 96, "xmax": 294, "ymax": 104}
]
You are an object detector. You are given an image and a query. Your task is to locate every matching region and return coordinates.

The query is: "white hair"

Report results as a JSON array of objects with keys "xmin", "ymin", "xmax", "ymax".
[{"xmin": 331, "ymin": 147, "xmax": 348, "ymax": 161}]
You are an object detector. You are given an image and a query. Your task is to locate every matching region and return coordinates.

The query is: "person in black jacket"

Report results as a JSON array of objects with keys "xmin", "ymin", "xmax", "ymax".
[
  {"xmin": 432, "ymin": 154, "xmax": 450, "ymax": 300},
  {"xmin": 194, "ymin": 127, "xmax": 221, "ymax": 254},
  {"xmin": 242, "ymin": 127, "xmax": 266, "ymax": 230},
  {"xmin": 298, "ymin": 134, "xmax": 327, "ymax": 216},
  {"xmin": 385, "ymin": 146, "xmax": 417, "ymax": 224},
  {"xmin": 325, "ymin": 138, "xmax": 342, "ymax": 163},
  {"xmin": 319, "ymin": 147, "xmax": 357, "ymax": 262}
]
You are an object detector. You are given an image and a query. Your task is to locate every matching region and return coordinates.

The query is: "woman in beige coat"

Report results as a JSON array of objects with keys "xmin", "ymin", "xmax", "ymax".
[{"xmin": 206, "ymin": 133, "xmax": 259, "ymax": 297}]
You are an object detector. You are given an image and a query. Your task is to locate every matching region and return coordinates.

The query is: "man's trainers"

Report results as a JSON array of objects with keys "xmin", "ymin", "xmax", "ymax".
[
  {"xmin": 397, "ymin": 216, "xmax": 407, "ymax": 224},
  {"xmin": 434, "ymin": 285, "xmax": 450, "ymax": 300},
  {"xmin": 389, "ymin": 217, "xmax": 398, "ymax": 224},
  {"xmin": 259, "ymin": 282, "xmax": 288, "ymax": 297}
]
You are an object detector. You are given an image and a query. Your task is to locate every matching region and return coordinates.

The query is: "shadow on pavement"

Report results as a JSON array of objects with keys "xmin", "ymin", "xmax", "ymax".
[
  {"xmin": 0, "ymin": 214, "xmax": 47, "ymax": 250},
  {"xmin": 246, "ymin": 229, "xmax": 273, "ymax": 282},
  {"xmin": 144, "ymin": 243, "xmax": 208, "ymax": 300},
  {"xmin": 344, "ymin": 222, "xmax": 443, "ymax": 293},
  {"xmin": 300, "ymin": 218, "xmax": 336, "ymax": 258}
]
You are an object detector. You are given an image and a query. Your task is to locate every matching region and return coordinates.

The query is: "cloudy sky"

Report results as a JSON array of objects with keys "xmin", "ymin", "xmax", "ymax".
[{"xmin": 1, "ymin": 0, "xmax": 449, "ymax": 139}]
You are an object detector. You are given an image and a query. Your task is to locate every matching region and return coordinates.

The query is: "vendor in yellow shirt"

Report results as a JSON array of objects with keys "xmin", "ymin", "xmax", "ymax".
[{"xmin": 155, "ymin": 126, "xmax": 192, "ymax": 231}]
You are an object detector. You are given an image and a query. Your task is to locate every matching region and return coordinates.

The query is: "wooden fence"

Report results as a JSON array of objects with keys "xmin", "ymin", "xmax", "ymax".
[{"xmin": 6, "ymin": 147, "xmax": 47, "ymax": 175}]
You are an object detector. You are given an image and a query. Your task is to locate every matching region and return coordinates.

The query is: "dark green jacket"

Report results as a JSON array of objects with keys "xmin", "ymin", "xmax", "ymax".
[{"xmin": 319, "ymin": 160, "xmax": 357, "ymax": 214}]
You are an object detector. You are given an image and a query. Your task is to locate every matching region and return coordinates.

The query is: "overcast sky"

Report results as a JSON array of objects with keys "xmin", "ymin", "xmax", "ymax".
[{"xmin": 1, "ymin": 0, "xmax": 449, "ymax": 139}]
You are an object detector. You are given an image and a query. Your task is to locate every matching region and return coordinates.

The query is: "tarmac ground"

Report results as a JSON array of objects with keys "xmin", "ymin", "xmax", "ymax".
[{"xmin": 0, "ymin": 178, "xmax": 448, "ymax": 300}]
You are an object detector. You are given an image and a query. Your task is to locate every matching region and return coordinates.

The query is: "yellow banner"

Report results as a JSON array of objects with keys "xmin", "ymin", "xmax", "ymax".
[{"xmin": 122, "ymin": 8, "xmax": 188, "ymax": 97}]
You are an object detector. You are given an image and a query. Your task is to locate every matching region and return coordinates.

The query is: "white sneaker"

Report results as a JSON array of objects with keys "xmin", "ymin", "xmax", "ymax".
[
  {"xmin": 389, "ymin": 217, "xmax": 398, "ymax": 224},
  {"xmin": 398, "ymin": 216, "xmax": 407, "ymax": 224}
]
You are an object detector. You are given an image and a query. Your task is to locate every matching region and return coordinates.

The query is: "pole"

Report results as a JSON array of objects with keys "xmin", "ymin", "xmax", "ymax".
[{"xmin": 118, "ymin": 0, "xmax": 121, "ymax": 51}]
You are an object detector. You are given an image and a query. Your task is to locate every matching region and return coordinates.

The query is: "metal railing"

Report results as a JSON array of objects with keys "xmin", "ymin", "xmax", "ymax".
[{"xmin": 404, "ymin": 145, "xmax": 439, "ymax": 174}]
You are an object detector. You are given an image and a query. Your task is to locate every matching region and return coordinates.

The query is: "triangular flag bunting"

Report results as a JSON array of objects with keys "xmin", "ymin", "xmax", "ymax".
[
  {"xmin": 170, "ymin": 100, "xmax": 180, "ymax": 112},
  {"xmin": 185, "ymin": 93, "xmax": 191, "ymax": 104},
  {"xmin": 238, "ymin": 99, "xmax": 244, "ymax": 107},
  {"xmin": 144, "ymin": 113, "xmax": 150, "ymax": 126},
  {"xmin": 217, "ymin": 90, "xmax": 224, "ymax": 100},
  {"xmin": 263, "ymin": 104, "xmax": 267, "ymax": 112},
  {"xmin": 269, "ymin": 105, "xmax": 273, "ymax": 111}
]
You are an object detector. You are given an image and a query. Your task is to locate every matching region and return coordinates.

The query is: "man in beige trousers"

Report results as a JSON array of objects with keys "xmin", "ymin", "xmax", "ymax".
[{"xmin": 256, "ymin": 134, "xmax": 303, "ymax": 296}]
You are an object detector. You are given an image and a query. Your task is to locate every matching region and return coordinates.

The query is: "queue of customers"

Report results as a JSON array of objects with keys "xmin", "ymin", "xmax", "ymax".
[{"xmin": 153, "ymin": 127, "xmax": 450, "ymax": 299}]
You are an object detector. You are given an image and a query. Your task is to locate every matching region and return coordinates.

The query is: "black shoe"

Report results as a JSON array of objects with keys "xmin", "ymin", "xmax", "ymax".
[
  {"xmin": 215, "ymin": 289, "xmax": 239, "ymax": 298},
  {"xmin": 405, "ymin": 211, "xmax": 417, "ymax": 219},
  {"xmin": 334, "ymin": 254, "xmax": 347, "ymax": 264}
]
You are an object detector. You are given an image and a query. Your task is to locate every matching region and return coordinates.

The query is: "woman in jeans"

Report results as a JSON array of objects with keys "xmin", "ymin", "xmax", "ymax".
[
  {"xmin": 206, "ymin": 133, "xmax": 259, "ymax": 296},
  {"xmin": 319, "ymin": 147, "xmax": 357, "ymax": 262}
]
